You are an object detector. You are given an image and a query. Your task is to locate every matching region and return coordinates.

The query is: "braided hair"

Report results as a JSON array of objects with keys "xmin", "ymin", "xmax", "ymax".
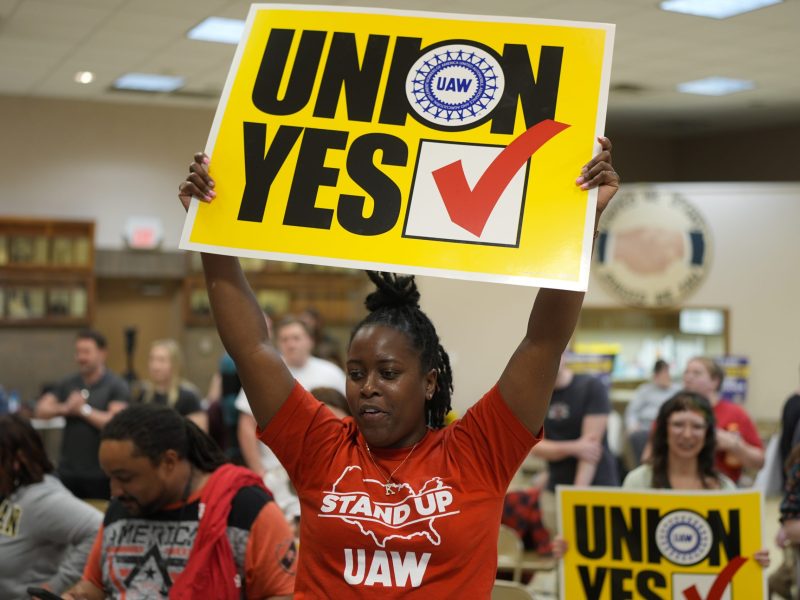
[{"xmin": 350, "ymin": 272, "xmax": 454, "ymax": 429}]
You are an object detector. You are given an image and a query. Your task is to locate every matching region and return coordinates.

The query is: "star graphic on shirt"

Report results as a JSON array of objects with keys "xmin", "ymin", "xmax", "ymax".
[{"xmin": 118, "ymin": 545, "xmax": 183, "ymax": 588}]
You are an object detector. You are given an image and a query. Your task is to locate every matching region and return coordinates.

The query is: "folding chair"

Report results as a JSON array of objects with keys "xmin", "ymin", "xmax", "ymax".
[{"xmin": 491, "ymin": 579, "xmax": 536, "ymax": 600}]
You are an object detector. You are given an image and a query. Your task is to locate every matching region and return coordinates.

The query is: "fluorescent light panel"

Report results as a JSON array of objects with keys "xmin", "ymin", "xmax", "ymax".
[
  {"xmin": 187, "ymin": 17, "xmax": 246, "ymax": 44},
  {"xmin": 113, "ymin": 73, "xmax": 184, "ymax": 93},
  {"xmin": 677, "ymin": 76, "xmax": 754, "ymax": 95},
  {"xmin": 660, "ymin": 0, "xmax": 782, "ymax": 19}
]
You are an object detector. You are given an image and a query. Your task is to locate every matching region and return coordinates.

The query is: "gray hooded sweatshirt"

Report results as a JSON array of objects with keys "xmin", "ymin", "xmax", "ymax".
[{"xmin": 0, "ymin": 474, "xmax": 102, "ymax": 597}]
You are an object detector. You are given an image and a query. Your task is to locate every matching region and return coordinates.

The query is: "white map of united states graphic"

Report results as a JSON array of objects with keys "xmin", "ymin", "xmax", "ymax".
[{"xmin": 319, "ymin": 466, "xmax": 461, "ymax": 548}]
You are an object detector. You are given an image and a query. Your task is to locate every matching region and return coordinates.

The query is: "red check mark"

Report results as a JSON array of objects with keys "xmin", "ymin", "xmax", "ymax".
[
  {"xmin": 432, "ymin": 119, "xmax": 570, "ymax": 237},
  {"xmin": 681, "ymin": 555, "xmax": 748, "ymax": 600}
]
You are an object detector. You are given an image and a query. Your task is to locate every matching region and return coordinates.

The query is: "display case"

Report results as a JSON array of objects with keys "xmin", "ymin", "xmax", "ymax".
[
  {"xmin": 0, "ymin": 218, "xmax": 95, "ymax": 326},
  {"xmin": 183, "ymin": 254, "xmax": 368, "ymax": 327}
]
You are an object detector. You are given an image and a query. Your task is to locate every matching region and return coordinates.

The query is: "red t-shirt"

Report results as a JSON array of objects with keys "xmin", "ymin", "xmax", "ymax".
[
  {"xmin": 714, "ymin": 400, "xmax": 763, "ymax": 482},
  {"xmin": 261, "ymin": 382, "xmax": 540, "ymax": 598}
]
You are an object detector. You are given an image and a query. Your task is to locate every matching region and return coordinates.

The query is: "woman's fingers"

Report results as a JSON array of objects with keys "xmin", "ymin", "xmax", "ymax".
[
  {"xmin": 177, "ymin": 154, "xmax": 216, "ymax": 210},
  {"xmin": 579, "ymin": 163, "xmax": 618, "ymax": 190},
  {"xmin": 576, "ymin": 137, "xmax": 616, "ymax": 190}
]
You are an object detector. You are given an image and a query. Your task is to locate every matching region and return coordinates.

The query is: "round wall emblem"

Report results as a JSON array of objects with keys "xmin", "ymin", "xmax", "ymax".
[
  {"xmin": 405, "ymin": 42, "xmax": 504, "ymax": 129},
  {"xmin": 594, "ymin": 187, "xmax": 712, "ymax": 307},
  {"xmin": 655, "ymin": 510, "xmax": 713, "ymax": 566}
]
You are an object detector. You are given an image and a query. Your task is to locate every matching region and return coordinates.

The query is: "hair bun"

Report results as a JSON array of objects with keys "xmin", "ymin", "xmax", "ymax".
[{"xmin": 364, "ymin": 272, "xmax": 420, "ymax": 312}]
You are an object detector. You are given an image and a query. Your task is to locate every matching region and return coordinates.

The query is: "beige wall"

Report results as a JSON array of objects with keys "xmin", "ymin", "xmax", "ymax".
[{"xmin": 1, "ymin": 95, "xmax": 798, "ymax": 420}]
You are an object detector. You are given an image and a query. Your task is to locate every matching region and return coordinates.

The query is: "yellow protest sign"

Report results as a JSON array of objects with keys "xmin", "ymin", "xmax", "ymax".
[
  {"xmin": 180, "ymin": 5, "xmax": 614, "ymax": 290},
  {"xmin": 558, "ymin": 486, "xmax": 766, "ymax": 599}
]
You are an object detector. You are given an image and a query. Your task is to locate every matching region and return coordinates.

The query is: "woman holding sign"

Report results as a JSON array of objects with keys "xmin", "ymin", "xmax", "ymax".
[
  {"xmin": 553, "ymin": 392, "xmax": 770, "ymax": 568},
  {"xmin": 176, "ymin": 139, "xmax": 618, "ymax": 598},
  {"xmin": 623, "ymin": 392, "xmax": 769, "ymax": 567}
]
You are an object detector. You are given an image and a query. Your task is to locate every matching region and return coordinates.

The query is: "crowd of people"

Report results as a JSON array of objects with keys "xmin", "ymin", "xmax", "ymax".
[{"xmin": 1, "ymin": 138, "xmax": 798, "ymax": 598}]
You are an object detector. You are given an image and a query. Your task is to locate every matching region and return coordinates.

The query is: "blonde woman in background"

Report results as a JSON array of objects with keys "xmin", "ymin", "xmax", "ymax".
[{"xmin": 137, "ymin": 339, "xmax": 208, "ymax": 432}]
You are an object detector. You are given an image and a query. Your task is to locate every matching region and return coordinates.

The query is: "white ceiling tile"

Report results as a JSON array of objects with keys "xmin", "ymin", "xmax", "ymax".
[
  {"xmin": 118, "ymin": 0, "xmax": 230, "ymax": 18},
  {"xmin": 102, "ymin": 11, "xmax": 197, "ymax": 36},
  {"xmin": 0, "ymin": 65, "xmax": 44, "ymax": 92},
  {"xmin": 215, "ymin": 2, "xmax": 257, "ymax": 20},
  {"xmin": 0, "ymin": 37, "xmax": 72, "ymax": 60},
  {"xmin": 138, "ymin": 38, "xmax": 236, "ymax": 76},
  {"xmin": 0, "ymin": 0, "xmax": 18, "ymax": 18}
]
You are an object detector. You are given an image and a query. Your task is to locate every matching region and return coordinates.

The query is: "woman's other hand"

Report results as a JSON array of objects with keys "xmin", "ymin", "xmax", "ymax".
[
  {"xmin": 576, "ymin": 136, "xmax": 619, "ymax": 219},
  {"xmin": 178, "ymin": 152, "xmax": 216, "ymax": 211}
]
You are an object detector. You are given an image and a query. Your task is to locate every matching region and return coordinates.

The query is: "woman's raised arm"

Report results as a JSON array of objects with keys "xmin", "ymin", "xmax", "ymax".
[
  {"xmin": 179, "ymin": 153, "xmax": 295, "ymax": 427},
  {"xmin": 497, "ymin": 138, "xmax": 619, "ymax": 434}
]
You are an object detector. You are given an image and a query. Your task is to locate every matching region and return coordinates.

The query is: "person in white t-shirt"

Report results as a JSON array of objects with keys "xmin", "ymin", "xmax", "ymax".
[{"xmin": 236, "ymin": 316, "xmax": 346, "ymax": 523}]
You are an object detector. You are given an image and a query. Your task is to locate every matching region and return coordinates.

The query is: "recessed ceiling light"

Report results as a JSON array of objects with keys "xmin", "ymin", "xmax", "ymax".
[
  {"xmin": 113, "ymin": 73, "xmax": 184, "ymax": 93},
  {"xmin": 74, "ymin": 71, "xmax": 95, "ymax": 84},
  {"xmin": 677, "ymin": 77, "xmax": 754, "ymax": 96},
  {"xmin": 187, "ymin": 17, "xmax": 246, "ymax": 44},
  {"xmin": 660, "ymin": 0, "xmax": 783, "ymax": 19}
]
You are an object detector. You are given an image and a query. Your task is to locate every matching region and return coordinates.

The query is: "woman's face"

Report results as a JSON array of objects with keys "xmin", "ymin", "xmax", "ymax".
[
  {"xmin": 682, "ymin": 360, "xmax": 717, "ymax": 397},
  {"xmin": 346, "ymin": 324, "xmax": 435, "ymax": 449},
  {"xmin": 666, "ymin": 409, "xmax": 708, "ymax": 461},
  {"xmin": 148, "ymin": 345, "xmax": 173, "ymax": 385}
]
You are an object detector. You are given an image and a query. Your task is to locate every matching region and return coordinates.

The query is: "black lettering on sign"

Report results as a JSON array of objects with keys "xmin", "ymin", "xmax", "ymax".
[
  {"xmin": 490, "ymin": 45, "xmax": 563, "ymax": 135},
  {"xmin": 579, "ymin": 566, "xmax": 667, "ymax": 600},
  {"xmin": 239, "ymin": 123, "xmax": 302, "ymax": 223},
  {"xmin": 283, "ymin": 128, "xmax": 349, "ymax": 229},
  {"xmin": 707, "ymin": 509, "xmax": 740, "ymax": 566},
  {"xmin": 578, "ymin": 565, "xmax": 606, "ymax": 600},
  {"xmin": 575, "ymin": 505, "xmax": 606, "ymax": 559},
  {"xmin": 611, "ymin": 506, "xmax": 642, "ymax": 562},
  {"xmin": 646, "ymin": 508, "xmax": 662, "ymax": 565},
  {"xmin": 251, "ymin": 29, "xmax": 563, "ymax": 134},
  {"xmin": 377, "ymin": 37, "xmax": 423, "ymax": 126},
  {"xmin": 339, "ymin": 133, "xmax": 408, "ymax": 235},
  {"xmin": 252, "ymin": 29, "xmax": 326, "ymax": 115},
  {"xmin": 314, "ymin": 33, "xmax": 390, "ymax": 122},
  {"xmin": 610, "ymin": 568, "xmax": 634, "ymax": 600},
  {"xmin": 636, "ymin": 570, "xmax": 667, "ymax": 600}
]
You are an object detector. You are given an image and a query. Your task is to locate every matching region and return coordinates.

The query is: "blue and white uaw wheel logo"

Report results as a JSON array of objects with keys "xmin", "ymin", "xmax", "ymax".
[
  {"xmin": 655, "ymin": 510, "xmax": 713, "ymax": 566},
  {"xmin": 405, "ymin": 42, "xmax": 504, "ymax": 129}
]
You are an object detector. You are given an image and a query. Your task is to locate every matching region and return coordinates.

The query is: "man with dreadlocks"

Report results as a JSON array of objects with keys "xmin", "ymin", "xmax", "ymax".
[
  {"xmin": 177, "ymin": 137, "xmax": 619, "ymax": 598},
  {"xmin": 63, "ymin": 404, "xmax": 296, "ymax": 600}
]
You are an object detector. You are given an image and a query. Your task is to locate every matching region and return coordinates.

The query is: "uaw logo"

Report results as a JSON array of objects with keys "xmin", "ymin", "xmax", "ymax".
[
  {"xmin": 319, "ymin": 466, "xmax": 460, "ymax": 548},
  {"xmin": 405, "ymin": 41, "xmax": 504, "ymax": 130},
  {"xmin": 655, "ymin": 510, "xmax": 713, "ymax": 566},
  {"xmin": 594, "ymin": 186, "xmax": 712, "ymax": 307}
]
